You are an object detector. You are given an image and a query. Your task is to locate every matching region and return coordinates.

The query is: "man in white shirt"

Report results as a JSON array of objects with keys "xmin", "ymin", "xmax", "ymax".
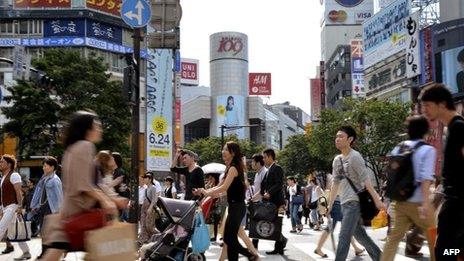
[
  {"xmin": 0, "ymin": 154, "xmax": 31, "ymax": 260},
  {"xmin": 250, "ymin": 153, "xmax": 267, "ymax": 249}
]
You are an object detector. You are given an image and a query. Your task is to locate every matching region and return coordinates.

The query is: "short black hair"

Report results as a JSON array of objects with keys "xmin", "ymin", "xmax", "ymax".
[
  {"xmin": 251, "ymin": 154, "xmax": 264, "ymax": 166},
  {"xmin": 63, "ymin": 110, "xmax": 100, "ymax": 148},
  {"xmin": 111, "ymin": 152, "xmax": 123, "ymax": 168},
  {"xmin": 263, "ymin": 148, "xmax": 276, "ymax": 160},
  {"xmin": 337, "ymin": 125, "xmax": 357, "ymax": 145},
  {"xmin": 458, "ymin": 49, "xmax": 464, "ymax": 63},
  {"xmin": 407, "ymin": 115, "xmax": 429, "ymax": 140},
  {"xmin": 419, "ymin": 83, "xmax": 455, "ymax": 110},
  {"xmin": 287, "ymin": 176, "xmax": 296, "ymax": 182},
  {"xmin": 43, "ymin": 156, "xmax": 58, "ymax": 170}
]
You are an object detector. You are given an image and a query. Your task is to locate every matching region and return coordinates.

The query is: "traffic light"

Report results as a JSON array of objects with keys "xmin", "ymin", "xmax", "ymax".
[{"xmin": 123, "ymin": 66, "xmax": 136, "ymax": 103}]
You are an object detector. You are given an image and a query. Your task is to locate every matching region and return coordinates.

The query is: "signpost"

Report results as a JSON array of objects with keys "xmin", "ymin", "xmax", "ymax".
[{"xmin": 121, "ymin": 0, "xmax": 151, "ymax": 28}]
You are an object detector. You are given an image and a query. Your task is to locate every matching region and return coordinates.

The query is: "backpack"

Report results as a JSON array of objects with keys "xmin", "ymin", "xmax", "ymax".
[{"xmin": 385, "ymin": 141, "xmax": 426, "ymax": 201}]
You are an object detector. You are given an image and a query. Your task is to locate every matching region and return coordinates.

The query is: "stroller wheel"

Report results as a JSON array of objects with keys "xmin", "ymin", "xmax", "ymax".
[{"xmin": 187, "ymin": 253, "xmax": 205, "ymax": 261}]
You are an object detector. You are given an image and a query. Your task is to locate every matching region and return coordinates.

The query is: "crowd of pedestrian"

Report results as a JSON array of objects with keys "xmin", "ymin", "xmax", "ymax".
[{"xmin": 0, "ymin": 83, "xmax": 462, "ymax": 261}]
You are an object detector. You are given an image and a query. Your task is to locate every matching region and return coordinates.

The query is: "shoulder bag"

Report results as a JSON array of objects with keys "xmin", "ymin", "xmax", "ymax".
[{"xmin": 339, "ymin": 157, "xmax": 379, "ymax": 225}]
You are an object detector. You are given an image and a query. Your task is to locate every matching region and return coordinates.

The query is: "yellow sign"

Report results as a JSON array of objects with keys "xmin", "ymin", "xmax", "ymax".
[
  {"xmin": 152, "ymin": 116, "xmax": 168, "ymax": 134},
  {"xmin": 149, "ymin": 149, "xmax": 170, "ymax": 157},
  {"xmin": 217, "ymin": 104, "xmax": 226, "ymax": 116}
]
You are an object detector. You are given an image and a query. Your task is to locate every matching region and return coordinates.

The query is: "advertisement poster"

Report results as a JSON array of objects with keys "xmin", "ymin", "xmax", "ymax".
[
  {"xmin": 44, "ymin": 19, "xmax": 86, "ymax": 37},
  {"xmin": 146, "ymin": 49, "xmax": 173, "ymax": 171},
  {"xmin": 363, "ymin": 0, "xmax": 410, "ymax": 68},
  {"xmin": 441, "ymin": 46, "xmax": 464, "ymax": 94},
  {"xmin": 86, "ymin": 0, "xmax": 122, "ymax": 17},
  {"xmin": 216, "ymin": 95, "xmax": 245, "ymax": 139}
]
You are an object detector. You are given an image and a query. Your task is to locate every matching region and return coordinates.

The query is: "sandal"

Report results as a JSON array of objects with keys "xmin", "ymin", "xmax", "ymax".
[
  {"xmin": 355, "ymin": 249, "xmax": 366, "ymax": 256},
  {"xmin": 314, "ymin": 249, "xmax": 328, "ymax": 258}
]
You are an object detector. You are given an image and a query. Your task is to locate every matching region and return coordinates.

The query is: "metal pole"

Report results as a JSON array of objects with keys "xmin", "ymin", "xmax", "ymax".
[
  {"xmin": 221, "ymin": 125, "xmax": 225, "ymax": 148},
  {"xmin": 129, "ymin": 27, "xmax": 141, "ymax": 225}
]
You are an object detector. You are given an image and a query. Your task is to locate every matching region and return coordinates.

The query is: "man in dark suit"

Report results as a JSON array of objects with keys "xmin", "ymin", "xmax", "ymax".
[{"xmin": 260, "ymin": 148, "xmax": 287, "ymax": 255}]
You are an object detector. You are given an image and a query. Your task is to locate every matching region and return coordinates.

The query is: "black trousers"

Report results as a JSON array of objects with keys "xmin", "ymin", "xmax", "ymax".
[
  {"xmin": 224, "ymin": 202, "xmax": 252, "ymax": 261},
  {"xmin": 435, "ymin": 198, "xmax": 464, "ymax": 261}
]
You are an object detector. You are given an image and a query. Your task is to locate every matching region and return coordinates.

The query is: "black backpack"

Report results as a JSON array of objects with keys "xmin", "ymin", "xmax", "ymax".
[{"xmin": 385, "ymin": 141, "xmax": 426, "ymax": 201}]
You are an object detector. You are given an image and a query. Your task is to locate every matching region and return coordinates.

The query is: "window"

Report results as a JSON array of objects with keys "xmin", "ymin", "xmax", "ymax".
[
  {"xmin": 19, "ymin": 20, "xmax": 28, "ymax": 34},
  {"xmin": 29, "ymin": 20, "xmax": 42, "ymax": 34},
  {"xmin": 0, "ymin": 22, "xmax": 13, "ymax": 34}
]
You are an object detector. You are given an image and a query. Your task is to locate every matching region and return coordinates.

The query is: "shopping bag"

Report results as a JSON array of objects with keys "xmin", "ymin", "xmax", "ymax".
[
  {"xmin": 371, "ymin": 210, "xmax": 388, "ymax": 229},
  {"xmin": 249, "ymin": 216, "xmax": 283, "ymax": 241},
  {"xmin": 84, "ymin": 222, "xmax": 137, "ymax": 261},
  {"xmin": 191, "ymin": 212, "xmax": 210, "ymax": 254},
  {"xmin": 7, "ymin": 214, "xmax": 31, "ymax": 242}
]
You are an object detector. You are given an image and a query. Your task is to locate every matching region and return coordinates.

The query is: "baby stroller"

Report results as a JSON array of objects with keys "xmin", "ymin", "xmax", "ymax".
[{"xmin": 141, "ymin": 197, "xmax": 206, "ymax": 261}]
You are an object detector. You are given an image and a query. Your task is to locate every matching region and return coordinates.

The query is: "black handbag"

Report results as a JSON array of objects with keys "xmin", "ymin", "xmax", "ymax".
[
  {"xmin": 249, "ymin": 216, "xmax": 282, "ymax": 241},
  {"xmin": 339, "ymin": 158, "xmax": 379, "ymax": 225},
  {"xmin": 250, "ymin": 201, "xmax": 277, "ymax": 221}
]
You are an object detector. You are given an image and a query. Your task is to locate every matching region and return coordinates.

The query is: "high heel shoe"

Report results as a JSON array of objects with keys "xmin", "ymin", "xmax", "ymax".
[{"xmin": 314, "ymin": 249, "xmax": 328, "ymax": 258}]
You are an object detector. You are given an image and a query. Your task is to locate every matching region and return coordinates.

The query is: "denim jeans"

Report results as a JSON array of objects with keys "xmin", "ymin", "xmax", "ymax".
[
  {"xmin": 335, "ymin": 201, "xmax": 381, "ymax": 261},
  {"xmin": 290, "ymin": 203, "xmax": 302, "ymax": 228}
]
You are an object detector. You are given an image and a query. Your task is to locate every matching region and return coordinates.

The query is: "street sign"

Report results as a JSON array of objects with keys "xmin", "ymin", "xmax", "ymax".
[{"xmin": 121, "ymin": 0, "xmax": 151, "ymax": 28}]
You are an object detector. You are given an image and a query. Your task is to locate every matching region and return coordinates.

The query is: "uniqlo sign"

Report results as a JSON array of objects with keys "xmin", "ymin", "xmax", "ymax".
[
  {"xmin": 249, "ymin": 73, "xmax": 271, "ymax": 96},
  {"xmin": 181, "ymin": 58, "xmax": 199, "ymax": 85}
]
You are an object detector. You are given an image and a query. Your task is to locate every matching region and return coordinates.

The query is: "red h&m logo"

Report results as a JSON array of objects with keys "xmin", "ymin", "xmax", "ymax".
[
  {"xmin": 249, "ymin": 73, "xmax": 272, "ymax": 96},
  {"xmin": 217, "ymin": 37, "xmax": 243, "ymax": 56}
]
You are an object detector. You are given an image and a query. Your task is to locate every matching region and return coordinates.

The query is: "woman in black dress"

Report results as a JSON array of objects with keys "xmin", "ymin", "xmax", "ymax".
[{"xmin": 196, "ymin": 141, "xmax": 259, "ymax": 261}]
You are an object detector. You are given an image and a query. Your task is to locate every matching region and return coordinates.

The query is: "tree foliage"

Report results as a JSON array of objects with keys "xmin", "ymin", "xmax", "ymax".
[
  {"xmin": 184, "ymin": 135, "xmax": 265, "ymax": 166},
  {"xmin": 309, "ymin": 98, "xmax": 410, "ymax": 181},
  {"xmin": 278, "ymin": 134, "xmax": 329, "ymax": 181},
  {"xmin": 2, "ymin": 49, "xmax": 131, "ymax": 158}
]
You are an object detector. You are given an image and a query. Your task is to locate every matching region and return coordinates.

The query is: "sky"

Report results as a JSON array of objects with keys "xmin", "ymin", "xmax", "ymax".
[{"xmin": 179, "ymin": 0, "xmax": 323, "ymax": 115}]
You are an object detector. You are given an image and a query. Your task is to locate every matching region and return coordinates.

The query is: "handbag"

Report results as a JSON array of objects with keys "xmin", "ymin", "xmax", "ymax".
[
  {"xmin": 63, "ymin": 209, "xmax": 107, "ymax": 251},
  {"xmin": 191, "ymin": 212, "xmax": 210, "ymax": 254},
  {"xmin": 7, "ymin": 214, "xmax": 31, "ymax": 242},
  {"xmin": 201, "ymin": 196, "xmax": 215, "ymax": 221},
  {"xmin": 249, "ymin": 216, "xmax": 283, "ymax": 241},
  {"xmin": 339, "ymin": 158, "xmax": 379, "ymax": 225},
  {"xmin": 292, "ymin": 194, "xmax": 304, "ymax": 205},
  {"xmin": 84, "ymin": 222, "xmax": 136, "ymax": 261},
  {"xmin": 251, "ymin": 201, "xmax": 277, "ymax": 221}
]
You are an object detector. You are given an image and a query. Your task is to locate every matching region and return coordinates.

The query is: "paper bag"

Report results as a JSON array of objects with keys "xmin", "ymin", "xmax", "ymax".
[
  {"xmin": 7, "ymin": 215, "xmax": 31, "ymax": 242},
  {"xmin": 84, "ymin": 222, "xmax": 136, "ymax": 261}
]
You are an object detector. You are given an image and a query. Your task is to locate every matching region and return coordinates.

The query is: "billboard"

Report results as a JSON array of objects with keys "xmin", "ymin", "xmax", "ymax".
[
  {"xmin": 310, "ymin": 78, "xmax": 322, "ymax": 121},
  {"xmin": 350, "ymin": 39, "xmax": 365, "ymax": 97},
  {"xmin": 210, "ymin": 33, "xmax": 248, "ymax": 62},
  {"xmin": 249, "ymin": 73, "xmax": 271, "ymax": 96},
  {"xmin": 406, "ymin": 11, "xmax": 421, "ymax": 78},
  {"xmin": 87, "ymin": 20, "xmax": 122, "ymax": 44},
  {"xmin": 146, "ymin": 49, "xmax": 173, "ymax": 171},
  {"xmin": 216, "ymin": 95, "xmax": 246, "ymax": 139},
  {"xmin": 420, "ymin": 26, "xmax": 434, "ymax": 85},
  {"xmin": 181, "ymin": 58, "xmax": 199, "ymax": 85},
  {"xmin": 44, "ymin": 19, "xmax": 86, "ymax": 38},
  {"xmin": 365, "ymin": 56, "xmax": 406, "ymax": 96},
  {"xmin": 14, "ymin": 0, "xmax": 70, "ymax": 8},
  {"xmin": 86, "ymin": 0, "xmax": 122, "ymax": 17},
  {"xmin": 323, "ymin": 0, "xmax": 374, "ymax": 25},
  {"xmin": 363, "ymin": 0, "xmax": 410, "ymax": 69},
  {"xmin": 440, "ymin": 46, "xmax": 464, "ymax": 94}
]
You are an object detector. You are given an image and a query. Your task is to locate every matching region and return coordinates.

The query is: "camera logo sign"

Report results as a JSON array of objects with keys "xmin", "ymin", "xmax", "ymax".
[
  {"xmin": 335, "ymin": 0, "xmax": 364, "ymax": 7},
  {"xmin": 256, "ymin": 220, "xmax": 276, "ymax": 238}
]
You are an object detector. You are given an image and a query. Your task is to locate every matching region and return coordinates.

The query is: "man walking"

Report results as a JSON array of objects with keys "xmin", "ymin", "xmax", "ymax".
[
  {"xmin": 260, "ymin": 148, "xmax": 287, "ymax": 255},
  {"xmin": 381, "ymin": 116, "xmax": 436, "ymax": 261},
  {"xmin": 327, "ymin": 126, "xmax": 384, "ymax": 261},
  {"xmin": 420, "ymin": 83, "xmax": 464, "ymax": 261},
  {"xmin": 170, "ymin": 149, "xmax": 204, "ymax": 200},
  {"xmin": 250, "ymin": 153, "xmax": 266, "ymax": 249}
]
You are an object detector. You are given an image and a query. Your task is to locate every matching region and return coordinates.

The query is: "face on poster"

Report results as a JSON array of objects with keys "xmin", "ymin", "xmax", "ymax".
[
  {"xmin": 441, "ymin": 46, "xmax": 464, "ymax": 94},
  {"xmin": 216, "ymin": 95, "xmax": 245, "ymax": 139}
]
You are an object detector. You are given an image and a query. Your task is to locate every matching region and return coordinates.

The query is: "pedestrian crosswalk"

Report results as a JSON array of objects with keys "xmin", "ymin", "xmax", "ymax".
[{"xmin": 0, "ymin": 218, "xmax": 431, "ymax": 260}]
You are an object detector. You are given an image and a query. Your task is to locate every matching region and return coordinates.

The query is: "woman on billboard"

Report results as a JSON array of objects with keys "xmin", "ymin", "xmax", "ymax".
[
  {"xmin": 456, "ymin": 49, "xmax": 464, "ymax": 93},
  {"xmin": 225, "ymin": 96, "xmax": 240, "ymax": 127}
]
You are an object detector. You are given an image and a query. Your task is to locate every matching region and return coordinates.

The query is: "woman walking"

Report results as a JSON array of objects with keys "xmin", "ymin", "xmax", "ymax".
[
  {"xmin": 41, "ymin": 111, "xmax": 118, "ymax": 261},
  {"xmin": 196, "ymin": 141, "xmax": 259, "ymax": 261},
  {"xmin": 163, "ymin": 176, "xmax": 177, "ymax": 199},
  {"xmin": 138, "ymin": 172, "xmax": 158, "ymax": 246}
]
